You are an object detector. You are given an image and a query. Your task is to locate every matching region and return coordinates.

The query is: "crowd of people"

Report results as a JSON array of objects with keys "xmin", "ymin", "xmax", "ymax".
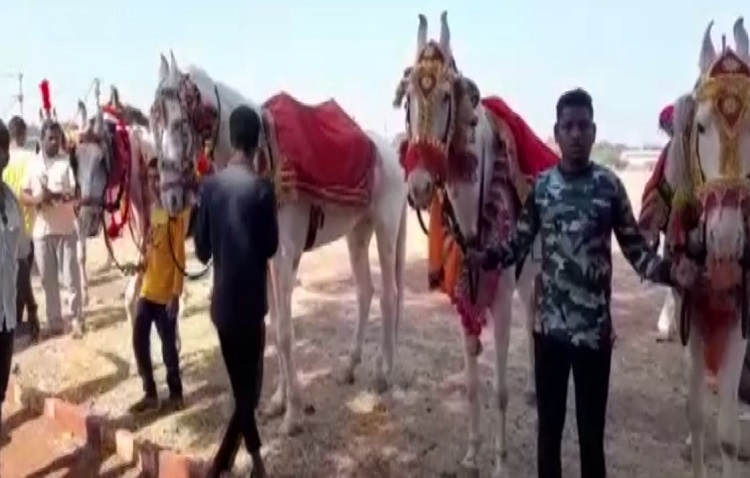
[{"xmin": 0, "ymin": 89, "xmax": 749, "ymax": 478}]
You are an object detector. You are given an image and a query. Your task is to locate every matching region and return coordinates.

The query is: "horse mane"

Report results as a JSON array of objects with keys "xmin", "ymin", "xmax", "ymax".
[
  {"xmin": 665, "ymin": 93, "xmax": 696, "ymax": 193},
  {"xmin": 184, "ymin": 65, "xmax": 261, "ymax": 118}
]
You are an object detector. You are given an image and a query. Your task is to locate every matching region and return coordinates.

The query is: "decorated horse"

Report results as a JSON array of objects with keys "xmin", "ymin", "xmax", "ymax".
[
  {"xmin": 150, "ymin": 53, "xmax": 408, "ymax": 434},
  {"xmin": 392, "ymin": 12, "xmax": 557, "ymax": 476},
  {"xmin": 639, "ymin": 18, "xmax": 750, "ymax": 478}
]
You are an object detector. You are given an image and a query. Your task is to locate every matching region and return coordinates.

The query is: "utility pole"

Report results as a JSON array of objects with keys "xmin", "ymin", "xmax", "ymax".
[{"xmin": 1, "ymin": 71, "xmax": 23, "ymax": 117}]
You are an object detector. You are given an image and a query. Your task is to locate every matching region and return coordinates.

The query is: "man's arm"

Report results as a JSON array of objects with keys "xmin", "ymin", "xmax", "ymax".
[
  {"xmin": 490, "ymin": 187, "xmax": 541, "ymax": 269},
  {"xmin": 257, "ymin": 179, "xmax": 279, "ymax": 260},
  {"xmin": 170, "ymin": 212, "xmax": 187, "ymax": 297},
  {"xmin": 613, "ymin": 176, "xmax": 673, "ymax": 286},
  {"xmin": 19, "ymin": 162, "xmax": 42, "ymax": 207},
  {"xmin": 193, "ymin": 181, "xmax": 212, "ymax": 264}
]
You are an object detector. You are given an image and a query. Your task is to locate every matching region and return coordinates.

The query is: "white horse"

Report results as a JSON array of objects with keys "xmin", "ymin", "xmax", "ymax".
[
  {"xmin": 150, "ymin": 53, "xmax": 408, "ymax": 434},
  {"xmin": 392, "ymin": 12, "xmax": 541, "ymax": 477},
  {"xmin": 660, "ymin": 19, "xmax": 750, "ymax": 478}
]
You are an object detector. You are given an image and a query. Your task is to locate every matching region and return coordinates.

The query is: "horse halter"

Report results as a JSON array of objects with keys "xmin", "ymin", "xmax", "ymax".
[
  {"xmin": 401, "ymin": 41, "xmax": 460, "ymax": 183},
  {"xmin": 73, "ymin": 124, "xmax": 118, "ymax": 210},
  {"xmin": 150, "ymin": 74, "xmax": 220, "ymax": 195}
]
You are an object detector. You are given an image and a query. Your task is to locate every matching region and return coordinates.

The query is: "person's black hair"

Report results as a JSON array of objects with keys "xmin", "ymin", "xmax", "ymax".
[
  {"xmin": 40, "ymin": 119, "xmax": 63, "ymax": 140},
  {"xmin": 556, "ymin": 88, "xmax": 594, "ymax": 120},
  {"xmin": 229, "ymin": 105, "xmax": 261, "ymax": 156},
  {"xmin": 0, "ymin": 120, "xmax": 9, "ymax": 151},
  {"xmin": 8, "ymin": 116, "xmax": 26, "ymax": 142}
]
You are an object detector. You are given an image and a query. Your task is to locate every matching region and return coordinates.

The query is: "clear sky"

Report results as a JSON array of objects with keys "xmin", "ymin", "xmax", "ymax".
[{"xmin": 0, "ymin": 0, "xmax": 744, "ymax": 145}]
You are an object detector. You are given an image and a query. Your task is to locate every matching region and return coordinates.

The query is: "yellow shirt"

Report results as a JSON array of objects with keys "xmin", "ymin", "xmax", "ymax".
[
  {"xmin": 139, "ymin": 208, "xmax": 188, "ymax": 305},
  {"xmin": 2, "ymin": 146, "xmax": 36, "ymax": 235}
]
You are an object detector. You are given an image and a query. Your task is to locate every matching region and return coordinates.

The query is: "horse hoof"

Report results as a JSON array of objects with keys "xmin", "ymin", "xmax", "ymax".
[
  {"xmin": 524, "ymin": 389, "xmax": 537, "ymax": 406},
  {"xmin": 459, "ymin": 456, "xmax": 479, "ymax": 477},
  {"xmin": 655, "ymin": 330, "xmax": 674, "ymax": 343},
  {"xmin": 372, "ymin": 374, "xmax": 389, "ymax": 394},
  {"xmin": 280, "ymin": 415, "xmax": 303, "ymax": 436},
  {"xmin": 336, "ymin": 367, "xmax": 355, "ymax": 385},
  {"xmin": 261, "ymin": 400, "xmax": 286, "ymax": 419}
]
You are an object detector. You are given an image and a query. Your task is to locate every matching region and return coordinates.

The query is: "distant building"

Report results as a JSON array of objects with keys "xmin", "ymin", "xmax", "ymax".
[{"xmin": 619, "ymin": 148, "xmax": 662, "ymax": 170}]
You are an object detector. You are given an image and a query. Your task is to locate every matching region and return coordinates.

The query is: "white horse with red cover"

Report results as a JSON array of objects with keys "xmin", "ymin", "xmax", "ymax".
[
  {"xmin": 150, "ymin": 54, "xmax": 408, "ymax": 435},
  {"xmin": 658, "ymin": 19, "xmax": 750, "ymax": 478},
  {"xmin": 392, "ymin": 12, "xmax": 558, "ymax": 477}
]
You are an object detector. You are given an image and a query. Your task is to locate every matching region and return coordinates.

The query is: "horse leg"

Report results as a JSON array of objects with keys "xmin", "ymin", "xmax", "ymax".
[
  {"xmin": 460, "ymin": 332, "xmax": 481, "ymax": 472},
  {"xmin": 687, "ymin": 329, "xmax": 708, "ymax": 478},
  {"xmin": 124, "ymin": 275, "xmax": 141, "ymax": 328},
  {"xmin": 516, "ymin": 262, "xmax": 538, "ymax": 405},
  {"xmin": 339, "ymin": 219, "xmax": 374, "ymax": 385},
  {"xmin": 271, "ymin": 251, "xmax": 304, "ymax": 436},
  {"xmin": 77, "ymin": 231, "xmax": 89, "ymax": 306},
  {"xmin": 491, "ymin": 273, "xmax": 513, "ymax": 478},
  {"xmin": 264, "ymin": 277, "xmax": 287, "ymax": 419},
  {"xmin": 717, "ymin": 322, "xmax": 746, "ymax": 478},
  {"xmin": 656, "ymin": 289, "xmax": 677, "ymax": 342},
  {"xmin": 373, "ymin": 215, "xmax": 399, "ymax": 393}
]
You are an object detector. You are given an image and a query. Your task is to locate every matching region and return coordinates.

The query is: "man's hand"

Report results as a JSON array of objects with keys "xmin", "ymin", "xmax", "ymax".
[
  {"xmin": 671, "ymin": 259, "xmax": 700, "ymax": 289},
  {"xmin": 166, "ymin": 296, "xmax": 180, "ymax": 320}
]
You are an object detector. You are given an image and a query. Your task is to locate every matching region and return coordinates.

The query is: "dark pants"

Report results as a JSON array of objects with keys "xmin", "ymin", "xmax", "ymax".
[
  {"xmin": 16, "ymin": 245, "xmax": 39, "ymax": 330},
  {"xmin": 210, "ymin": 319, "xmax": 266, "ymax": 474},
  {"xmin": 132, "ymin": 298, "xmax": 182, "ymax": 398},
  {"xmin": 535, "ymin": 333, "xmax": 612, "ymax": 478},
  {"xmin": 0, "ymin": 324, "xmax": 15, "ymax": 435},
  {"xmin": 741, "ymin": 339, "xmax": 750, "ymax": 406}
]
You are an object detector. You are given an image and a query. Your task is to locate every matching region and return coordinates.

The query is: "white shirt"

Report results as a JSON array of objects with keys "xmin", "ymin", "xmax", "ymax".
[
  {"xmin": 0, "ymin": 183, "xmax": 21, "ymax": 332},
  {"xmin": 22, "ymin": 152, "xmax": 77, "ymax": 239}
]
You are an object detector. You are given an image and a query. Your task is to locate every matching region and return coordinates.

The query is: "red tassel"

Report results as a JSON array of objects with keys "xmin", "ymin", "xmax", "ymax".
[{"xmin": 39, "ymin": 79, "xmax": 52, "ymax": 116}]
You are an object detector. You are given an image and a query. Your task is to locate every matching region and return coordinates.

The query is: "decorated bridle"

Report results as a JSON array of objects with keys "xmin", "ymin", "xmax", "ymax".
[
  {"xmin": 150, "ymin": 73, "xmax": 220, "ymax": 197},
  {"xmin": 150, "ymin": 73, "xmax": 220, "ymax": 280},
  {"xmin": 396, "ymin": 38, "xmax": 484, "ymax": 303},
  {"xmin": 669, "ymin": 46, "xmax": 750, "ymax": 342}
]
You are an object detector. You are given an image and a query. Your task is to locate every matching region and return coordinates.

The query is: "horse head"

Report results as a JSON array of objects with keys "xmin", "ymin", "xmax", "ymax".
[
  {"xmin": 74, "ymin": 99, "xmax": 112, "ymax": 238},
  {"xmin": 393, "ymin": 11, "xmax": 482, "ymax": 238},
  {"xmin": 150, "ymin": 52, "xmax": 220, "ymax": 217},
  {"xmin": 666, "ymin": 18, "xmax": 750, "ymax": 292}
]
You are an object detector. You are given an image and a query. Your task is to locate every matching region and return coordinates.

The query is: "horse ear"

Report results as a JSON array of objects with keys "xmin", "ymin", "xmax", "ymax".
[
  {"xmin": 699, "ymin": 21, "xmax": 717, "ymax": 74},
  {"xmin": 77, "ymin": 100, "xmax": 88, "ymax": 132},
  {"xmin": 734, "ymin": 17, "xmax": 749, "ymax": 63},
  {"xmin": 159, "ymin": 54, "xmax": 169, "ymax": 82},
  {"xmin": 169, "ymin": 50, "xmax": 180, "ymax": 77}
]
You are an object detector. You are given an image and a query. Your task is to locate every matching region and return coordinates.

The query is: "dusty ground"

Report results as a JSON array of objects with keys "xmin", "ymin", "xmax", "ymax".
[{"xmin": 11, "ymin": 170, "xmax": 750, "ymax": 477}]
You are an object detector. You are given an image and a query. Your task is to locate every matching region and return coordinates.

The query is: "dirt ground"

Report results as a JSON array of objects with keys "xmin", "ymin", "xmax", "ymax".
[{"xmin": 10, "ymin": 170, "xmax": 750, "ymax": 477}]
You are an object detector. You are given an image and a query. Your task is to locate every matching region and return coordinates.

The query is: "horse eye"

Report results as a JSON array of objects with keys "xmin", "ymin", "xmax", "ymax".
[{"xmin": 697, "ymin": 123, "xmax": 706, "ymax": 134}]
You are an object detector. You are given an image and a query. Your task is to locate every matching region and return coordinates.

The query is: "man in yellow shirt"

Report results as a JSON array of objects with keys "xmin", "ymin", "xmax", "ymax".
[
  {"xmin": 1, "ymin": 117, "xmax": 39, "ymax": 341},
  {"xmin": 129, "ymin": 157, "xmax": 187, "ymax": 413}
]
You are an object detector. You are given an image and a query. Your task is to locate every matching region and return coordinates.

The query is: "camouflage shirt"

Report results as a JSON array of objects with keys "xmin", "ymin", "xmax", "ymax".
[{"xmin": 496, "ymin": 163, "xmax": 672, "ymax": 349}]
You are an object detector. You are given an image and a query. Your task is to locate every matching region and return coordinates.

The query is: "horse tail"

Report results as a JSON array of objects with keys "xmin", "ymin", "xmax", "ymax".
[{"xmin": 394, "ymin": 197, "xmax": 408, "ymax": 342}]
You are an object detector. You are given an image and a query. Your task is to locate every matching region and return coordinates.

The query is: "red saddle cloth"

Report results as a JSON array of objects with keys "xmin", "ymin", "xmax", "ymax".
[
  {"xmin": 481, "ymin": 96, "xmax": 559, "ymax": 178},
  {"xmin": 262, "ymin": 92, "xmax": 375, "ymax": 206}
]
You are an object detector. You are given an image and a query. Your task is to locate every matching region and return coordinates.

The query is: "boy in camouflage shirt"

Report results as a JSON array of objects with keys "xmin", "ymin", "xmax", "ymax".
[{"xmin": 469, "ymin": 89, "xmax": 699, "ymax": 478}]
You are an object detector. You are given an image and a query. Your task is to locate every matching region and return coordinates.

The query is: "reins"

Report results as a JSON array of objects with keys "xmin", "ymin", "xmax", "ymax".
[{"xmin": 164, "ymin": 83, "xmax": 221, "ymax": 281}]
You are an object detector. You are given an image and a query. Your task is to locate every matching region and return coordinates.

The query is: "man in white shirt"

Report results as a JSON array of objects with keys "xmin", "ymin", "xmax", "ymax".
[
  {"xmin": 19, "ymin": 120, "xmax": 83, "ymax": 338},
  {"xmin": 0, "ymin": 120, "xmax": 21, "ymax": 438}
]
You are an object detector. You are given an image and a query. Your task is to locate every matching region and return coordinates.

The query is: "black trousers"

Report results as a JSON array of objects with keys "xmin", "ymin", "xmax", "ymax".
[
  {"xmin": 535, "ymin": 333, "xmax": 612, "ymax": 478},
  {"xmin": 0, "ymin": 324, "xmax": 15, "ymax": 433},
  {"xmin": 132, "ymin": 298, "xmax": 183, "ymax": 398},
  {"xmin": 16, "ymin": 244, "xmax": 38, "ymax": 328},
  {"xmin": 211, "ymin": 319, "xmax": 266, "ymax": 473}
]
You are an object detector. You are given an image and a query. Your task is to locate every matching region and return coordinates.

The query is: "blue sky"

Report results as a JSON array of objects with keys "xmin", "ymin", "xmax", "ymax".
[{"xmin": 0, "ymin": 0, "xmax": 744, "ymax": 144}]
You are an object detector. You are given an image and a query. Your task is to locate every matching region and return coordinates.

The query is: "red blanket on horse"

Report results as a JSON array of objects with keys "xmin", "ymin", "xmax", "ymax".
[
  {"xmin": 262, "ymin": 92, "xmax": 375, "ymax": 206},
  {"xmin": 482, "ymin": 96, "xmax": 559, "ymax": 189}
]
